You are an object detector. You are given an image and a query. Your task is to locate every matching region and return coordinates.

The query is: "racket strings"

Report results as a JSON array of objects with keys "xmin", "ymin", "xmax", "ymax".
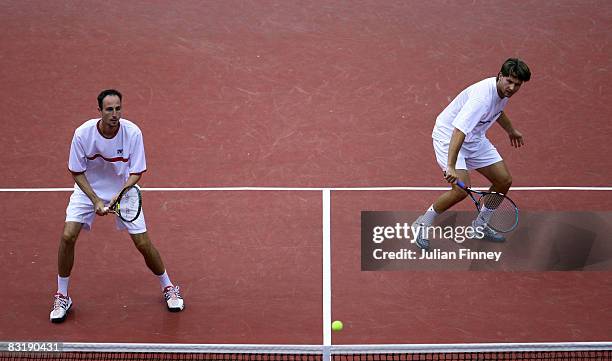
[
  {"xmin": 478, "ymin": 193, "xmax": 518, "ymax": 232},
  {"xmin": 117, "ymin": 188, "xmax": 141, "ymax": 220}
]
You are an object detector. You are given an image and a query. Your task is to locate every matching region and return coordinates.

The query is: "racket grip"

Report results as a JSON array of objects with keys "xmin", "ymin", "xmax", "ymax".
[{"xmin": 456, "ymin": 180, "xmax": 466, "ymax": 189}]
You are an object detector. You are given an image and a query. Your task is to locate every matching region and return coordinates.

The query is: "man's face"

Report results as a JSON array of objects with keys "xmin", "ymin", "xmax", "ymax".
[
  {"xmin": 99, "ymin": 95, "xmax": 122, "ymax": 127},
  {"xmin": 497, "ymin": 73, "xmax": 523, "ymax": 98}
]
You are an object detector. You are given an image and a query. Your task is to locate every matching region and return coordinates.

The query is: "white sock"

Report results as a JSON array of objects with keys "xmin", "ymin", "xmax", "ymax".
[
  {"xmin": 57, "ymin": 275, "xmax": 70, "ymax": 296},
  {"xmin": 420, "ymin": 205, "xmax": 439, "ymax": 226},
  {"xmin": 474, "ymin": 205, "xmax": 495, "ymax": 227},
  {"xmin": 157, "ymin": 270, "xmax": 173, "ymax": 290}
]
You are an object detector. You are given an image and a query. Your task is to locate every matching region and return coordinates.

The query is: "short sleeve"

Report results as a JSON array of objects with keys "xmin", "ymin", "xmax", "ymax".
[
  {"xmin": 68, "ymin": 133, "xmax": 87, "ymax": 173},
  {"xmin": 451, "ymin": 98, "xmax": 488, "ymax": 135},
  {"xmin": 129, "ymin": 131, "xmax": 147, "ymax": 174}
]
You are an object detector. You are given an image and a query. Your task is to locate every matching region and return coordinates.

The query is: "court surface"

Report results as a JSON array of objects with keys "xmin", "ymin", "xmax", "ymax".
[{"xmin": 1, "ymin": 0, "xmax": 611, "ymax": 349}]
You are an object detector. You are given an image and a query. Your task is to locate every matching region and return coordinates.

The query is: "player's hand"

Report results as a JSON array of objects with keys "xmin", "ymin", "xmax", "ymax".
[
  {"xmin": 94, "ymin": 199, "xmax": 108, "ymax": 216},
  {"xmin": 509, "ymin": 129, "xmax": 524, "ymax": 148},
  {"xmin": 444, "ymin": 168, "xmax": 459, "ymax": 184}
]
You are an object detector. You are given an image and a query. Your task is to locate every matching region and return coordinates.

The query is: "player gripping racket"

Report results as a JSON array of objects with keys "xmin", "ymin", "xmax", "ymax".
[
  {"xmin": 51, "ymin": 89, "xmax": 183, "ymax": 325},
  {"xmin": 105, "ymin": 185, "xmax": 142, "ymax": 222},
  {"xmin": 411, "ymin": 58, "xmax": 531, "ymax": 251}
]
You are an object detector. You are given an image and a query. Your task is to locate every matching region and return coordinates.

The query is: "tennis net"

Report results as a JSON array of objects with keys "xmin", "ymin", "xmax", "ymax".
[{"xmin": 1, "ymin": 342, "xmax": 611, "ymax": 361}]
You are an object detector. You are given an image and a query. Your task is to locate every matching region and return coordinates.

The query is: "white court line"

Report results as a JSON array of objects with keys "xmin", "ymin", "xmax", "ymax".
[
  {"xmin": 1, "ymin": 186, "xmax": 611, "ymax": 192},
  {"xmin": 321, "ymin": 190, "xmax": 331, "ymax": 358}
]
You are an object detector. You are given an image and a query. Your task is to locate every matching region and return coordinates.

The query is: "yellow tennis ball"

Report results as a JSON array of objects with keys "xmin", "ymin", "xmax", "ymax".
[{"xmin": 331, "ymin": 320, "xmax": 343, "ymax": 332}]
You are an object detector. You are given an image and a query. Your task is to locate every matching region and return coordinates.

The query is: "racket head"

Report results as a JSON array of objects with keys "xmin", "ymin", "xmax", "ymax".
[
  {"xmin": 476, "ymin": 192, "xmax": 519, "ymax": 233},
  {"xmin": 110, "ymin": 186, "xmax": 142, "ymax": 222}
]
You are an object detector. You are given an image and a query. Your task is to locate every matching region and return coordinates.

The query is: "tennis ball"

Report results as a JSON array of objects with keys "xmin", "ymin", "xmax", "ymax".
[{"xmin": 331, "ymin": 320, "xmax": 343, "ymax": 332}]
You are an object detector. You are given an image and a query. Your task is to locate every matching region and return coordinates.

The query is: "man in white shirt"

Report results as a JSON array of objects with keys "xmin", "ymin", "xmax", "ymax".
[
  {"xmin": 50, "ymin": 89, "xmax": 184, "ymax": 323},
  {"xmin": 414, "ymin": 58, "xmax": 531, "ymax": 250}
]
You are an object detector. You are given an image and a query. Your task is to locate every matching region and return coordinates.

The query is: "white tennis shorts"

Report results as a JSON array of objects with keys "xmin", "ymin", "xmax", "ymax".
[
  {"xmin": 65, "ymin": 191, "xmax": 147, "ymax": 234},
  {"xmin": 433, "ymin": 138, "xmax": 503, "ymax": 171}
]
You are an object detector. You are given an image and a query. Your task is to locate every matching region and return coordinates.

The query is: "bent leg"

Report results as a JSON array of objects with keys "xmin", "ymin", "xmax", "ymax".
[
  {"xmin": 413, "ymin": 170, "xmax": 471, "ymax": 251},
  {"xmin": 476, "ymin": 160, "xmax": 512, "ymax": 194},
  {"xmin": 130, "ymin": 232, "xmax": 184, "ymax": 311},
  {"xmin": 432, "ymin": 170, "xmax": 471, "ymax": 213},
  {"xmin": 130, "ymin": 232, "xmax": 165, "ymax": 275},
  {"xmin": 472, "ymin": 161, "xmax": 510, "ymax": 242}
]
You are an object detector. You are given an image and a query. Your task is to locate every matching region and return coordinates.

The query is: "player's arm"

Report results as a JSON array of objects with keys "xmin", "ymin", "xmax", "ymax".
[
  {"xmin": 444, "ymin": 128, "xmax": 466, "ymax": 183},
  {"xmin": 108, "ymin": 173, "xmax": 143, "ymax": 207},
  {"xmin": 123, "ymin": 173, "xmax": 142, "ymax": 189},
  {"xmin": 496, "ymin": 111, "xmax": 524, "ymax": 148},
  {"xmin": 71, "ymin": 172, "xmax": 107, "ymax": 215}
]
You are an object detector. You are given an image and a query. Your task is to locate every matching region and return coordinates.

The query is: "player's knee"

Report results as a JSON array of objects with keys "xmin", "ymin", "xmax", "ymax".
[
  {"xmin": 60, "ymin": 231, "xmax": 78, "ymax": 246},
  {"xmin": 496, "ymin": 175, "xmax": 512, "ymax": 192},
  {"xmin": 132, "ymin": 236, "xmax": 152, "ymax": 253}
]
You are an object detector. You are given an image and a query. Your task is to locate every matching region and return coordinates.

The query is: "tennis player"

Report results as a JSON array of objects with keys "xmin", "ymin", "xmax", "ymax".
[
  {"xmin": 413, "ymin": 58, "xmax": 531, "ymax": 251},
  {"xmin": 50, "ymin": 89, "xmax": 184, "ymax": 323}
]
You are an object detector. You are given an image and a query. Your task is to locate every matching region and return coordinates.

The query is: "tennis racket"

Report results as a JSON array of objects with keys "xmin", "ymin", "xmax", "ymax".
[
  {"xmin": 456, "ymin": 180, "xmax": 519, "ymax": 233},
  {"xmin": 105, "ymin": 185, "xmax": 142, "ymax": 222}
]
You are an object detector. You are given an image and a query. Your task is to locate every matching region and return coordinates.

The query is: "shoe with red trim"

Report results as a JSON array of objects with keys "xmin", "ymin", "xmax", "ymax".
[
  {"xmin": 163, "ymin": 285, "xmax": 184, "ymax": 312},
  {"xmin": 50, "ymin": 293, "xmax": 72, "ymax": 323}
]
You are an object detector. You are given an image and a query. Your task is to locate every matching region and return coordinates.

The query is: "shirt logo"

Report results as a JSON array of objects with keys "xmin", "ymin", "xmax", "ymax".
[
  {"xmin": 478, "ymin": 111, "xmax": 502, "ymax": 125},
  {"xmin": 117, "ymin": 149, "xmax": 123, "ymax": 155}
]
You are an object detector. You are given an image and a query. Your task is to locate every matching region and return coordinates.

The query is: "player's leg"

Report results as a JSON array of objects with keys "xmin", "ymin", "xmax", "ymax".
[
  {"xmin": 469, "ymin": 140, "xmax": 509, "ymax": 242},
  {"xmin": 130, "ymin": 232, "xmax": 184, "ymax": 312},
  {"xmin": 130, "ymin": 231, "xmax": 165, "ymax": 275},
  {"xmin": 412, "ymin": 171, "xmax": 470, "ymax": 249},
  {"xmin": 432, "ymin": 170, "xmax": 471, "ymax": 213},
  {"xmin": 52, "ymin": 190, "xmax": 96, "ymax": 323},
  {"xmin": 476, "ymin": 160, "xmax": 512, "ymax": 194},
  {"xmin": 51, "ymin": 222, "xmax": 81, "ymax": 323},
  {"xmin": 58, "ymin": 221, "xmax": 82, "ymax": 278},
  {"xmin": 413, "ymin": 141, "xmax": 471, "ymax": 250}
]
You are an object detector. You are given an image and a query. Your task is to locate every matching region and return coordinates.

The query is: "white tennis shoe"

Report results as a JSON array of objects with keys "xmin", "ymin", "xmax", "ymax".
[
  {"xmin": 163, "ymin": 285, "xmax": 184, "ymax": 312},
  {"xmin": 472, "ymin": 221, "xmax": 506, "ymax": 242},
  {"xmin": 412, "ymin": 216, "xmax": 431, "ymax": 251},
  {"xmin": 50, "ymin": 293, "xmax": 72, "ymax": 323}
]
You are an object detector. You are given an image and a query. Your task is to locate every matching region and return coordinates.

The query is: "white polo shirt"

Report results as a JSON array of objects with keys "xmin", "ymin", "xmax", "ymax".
[
  {"xmin": 68, "ymin": 118, "xmax": 147, "ymax": 201},
  {"xmin": 432, "ymin": 77, "xmax": 508, "ymax": 151}
]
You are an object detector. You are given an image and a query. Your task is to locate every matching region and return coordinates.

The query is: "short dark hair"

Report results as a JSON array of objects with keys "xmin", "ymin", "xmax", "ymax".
[
  {"xmin": 97, "ymin": 89, "xmax": 122, "ymax": 109},
  {"xmin": 499, "ymin": 58, "xmax": 531, "ymax": 82}
]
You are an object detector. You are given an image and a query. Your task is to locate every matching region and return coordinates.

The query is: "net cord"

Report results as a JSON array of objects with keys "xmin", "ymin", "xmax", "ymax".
[{"xmin": 2, "ymin": 342, "xmax": 609, "ymax": 354}]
